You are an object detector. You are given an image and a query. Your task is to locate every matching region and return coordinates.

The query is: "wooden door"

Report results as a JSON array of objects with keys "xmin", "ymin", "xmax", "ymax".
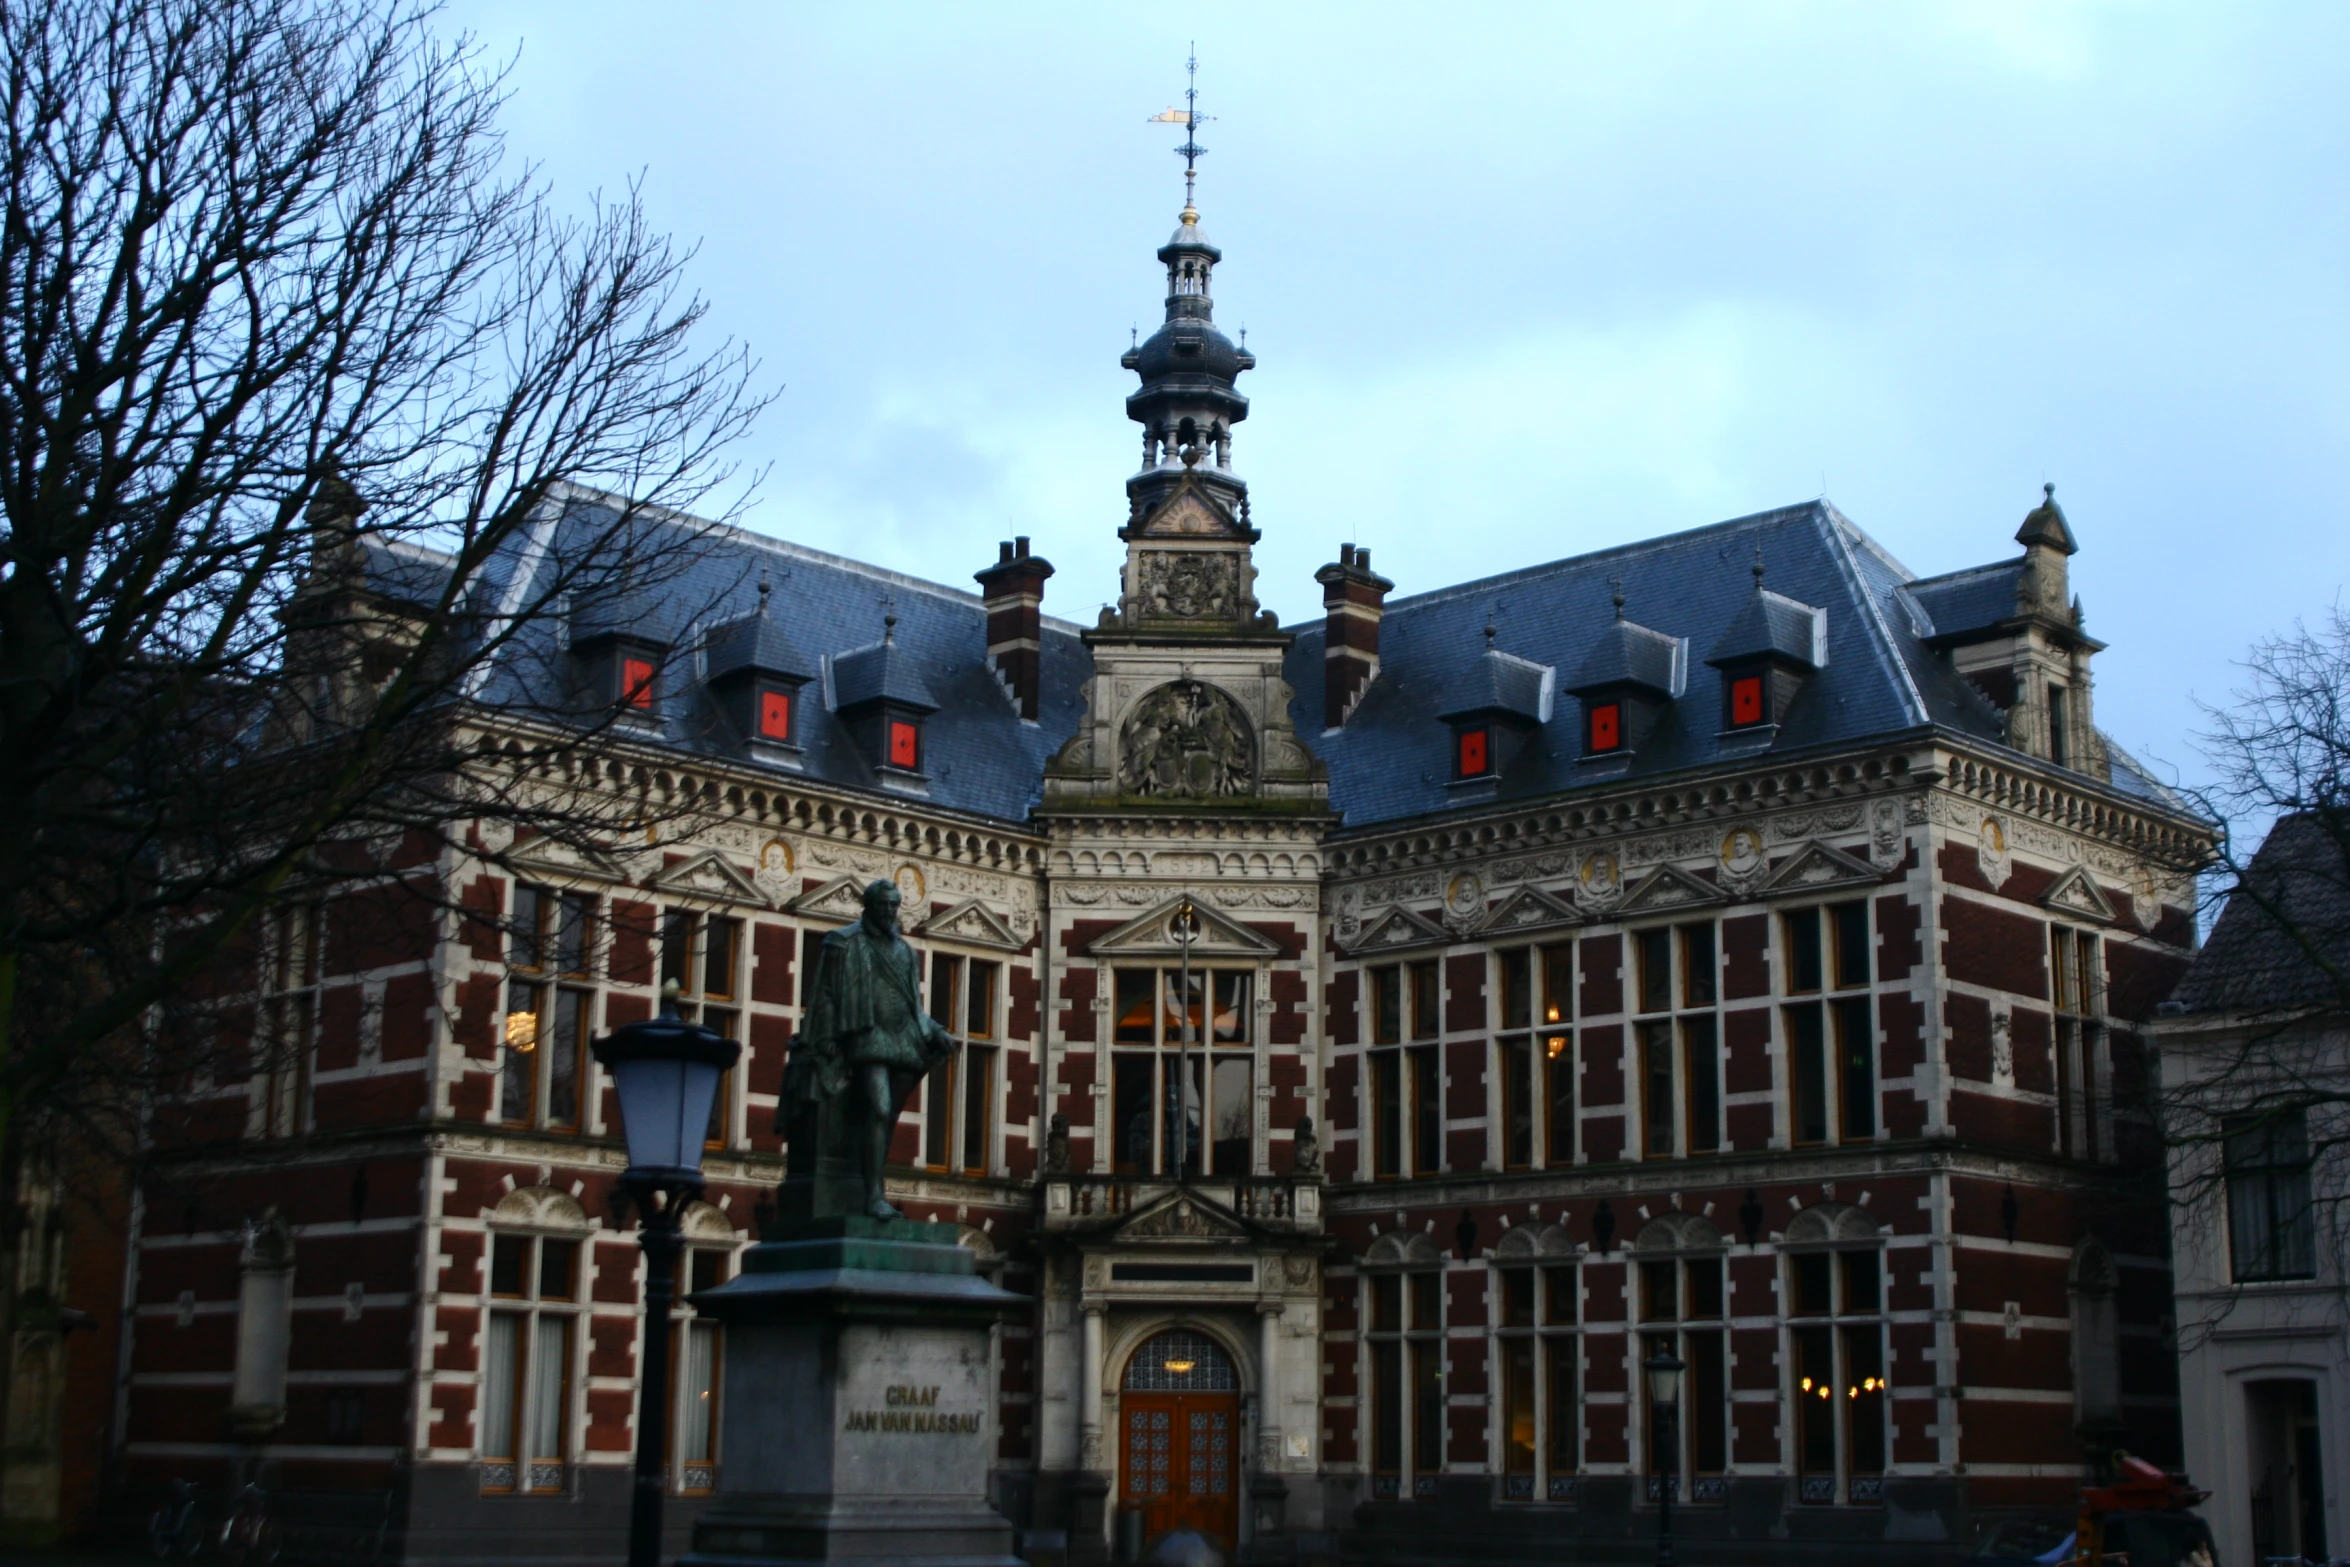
[{"xmin": 1121, "ymin": 1391, "xmax": 1239, "ymax": 1548}]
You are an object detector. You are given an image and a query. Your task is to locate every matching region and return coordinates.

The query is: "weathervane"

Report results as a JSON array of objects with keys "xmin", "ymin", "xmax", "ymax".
[{"xmin": 1147, "ymin": 45, "xmax": 1215, "ymax": 211}]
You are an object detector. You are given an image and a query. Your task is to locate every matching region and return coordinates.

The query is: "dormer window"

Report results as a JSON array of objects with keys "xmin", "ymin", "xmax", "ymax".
[
  {"xmin": 889, "ymin": 719, "xmax": 921, "ymax": 772},
  {"xmin": 1565, "ymin": 597, "xmax": 1685, "ymax": 765},
  {"xmin": 1727, "ymin": 674, "xmax": 1765, "ymax": 729},
  {"xmin": 569, "ymin": 620, "xmax": 669, "ymax": 727},
  {"xmin": 1588, "ymin": 701, "xmax": 1623, "ymax": 753},
  {"xmin": 1457, "ymin": 727, "xmax": 1491, "ymax": 779},
  {"xmin": 701, "ymin": 589, "xmax": 813, "ymax": 765}
]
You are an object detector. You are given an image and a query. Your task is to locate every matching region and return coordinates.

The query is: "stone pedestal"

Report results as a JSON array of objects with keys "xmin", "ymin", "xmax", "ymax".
[{"xmin": 682, "ymin": 1218, "xmax": 1027, "ymax": 1567}]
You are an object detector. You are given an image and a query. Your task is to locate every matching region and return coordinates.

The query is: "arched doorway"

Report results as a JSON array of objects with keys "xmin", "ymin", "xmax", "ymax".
[{"xmin": 1120, "ymin": 1328, "xmax": 1240, "ymax": 1550}]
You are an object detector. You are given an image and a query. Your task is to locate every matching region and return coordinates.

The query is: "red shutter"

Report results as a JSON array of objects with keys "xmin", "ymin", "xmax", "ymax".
[
  {"xmin": 1589, "ymin": 703, "xmax": 1621, "ymax": 752},
  {"xmin": 888, "ymin": 720, "xmax": 920, "ymax": 770},
  {"xmin": 759, "ymin": 689, "xmax": 792, "ymax": 739},
  {"xmin": 621, "ymin": 658, "xmax": 656, "ymax": 710},
  {"xmin": 1458, "ymin": 728, "xmax": 1489, "ymax": 777},
  {"xmin": 1730, "ymin": 675, "xmax": 1764, "ymax": 727}
]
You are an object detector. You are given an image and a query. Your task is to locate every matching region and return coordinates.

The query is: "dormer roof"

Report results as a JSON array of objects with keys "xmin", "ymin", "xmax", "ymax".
[
  {"xmin": 833, "ymin": 631, "xmax": 937, "ymax": 713},
  {"xmin": 1567, "ymin": 616, "xmax": 1685, "ymax": 698},
  {"xmin": 1438, "ymin": 646, "xmax": 1553, "ymax": 724},
  {"xmin": 1707, "ymin": 588, "xmax": 1826, "ymax": 670},
  {"xmin": 705, "ymin": 606, "xmax": 813, "ymax": 684}
]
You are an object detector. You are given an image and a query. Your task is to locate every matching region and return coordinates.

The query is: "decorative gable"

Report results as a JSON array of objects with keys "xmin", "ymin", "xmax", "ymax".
[
  {"xmin": 1477, "ymin": 884, "xmax": 1581, "ymax": 938},
  {"xmin": 1116, "ymin": 1189, "xmax": 1252, "ymax": 1243},
  {"xmin": 915, "ymin": 898, "xmax": 1025, "ymax": 952},
  {"xmin": 647, "ymin": 848, "xmax": 768, "ymax": 908},
  {"xmin": 1617, "ymin": 863, "xmax": 1723, "ymax": 918},
  {"xmin": 1346, "ymin": 904, "xmax": 1451, "ymax": 957},
  {"xmin": 1761, "ymin": 840, "xmax": 1884, "ymax": 896},
  {"xmin": 1137, "ymin": 486, "xmax": 1242, "ymax": 539},
  {"xmin": 786, "ymin": 874, "xmax": 873, "ymax": 923},
  {"xmin": 1084, "ymin": 896, "xmax": 1283, "ymax": 960},
  {"xmin": 2040, "ymin": 865, "xmax": 2118, "ymax": 924},
  {"xmin": 505, "ymin": 837, "xmax": 630, "ymax": 887}
]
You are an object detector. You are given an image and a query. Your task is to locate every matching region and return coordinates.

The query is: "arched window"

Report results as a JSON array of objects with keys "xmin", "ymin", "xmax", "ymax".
[
  {"xmin": 1362, "ymin": 1232, "xmax": 1445, "ymax": 1500},
  {"xmin": 1633, "ymin": 1215, "xmax": 1729, "ymax": 1502},
  {"xmin": 1782, "ymin": 1204, "xmax": 1887, "ymax": 1504},
  {"xmin": 1123, "ymin": 1328, "xmax": 1238, "ymax": 1392},
  {"xmin": 1490, "ymin": 1222, "xmax": 1581, "ymax": 1502}
]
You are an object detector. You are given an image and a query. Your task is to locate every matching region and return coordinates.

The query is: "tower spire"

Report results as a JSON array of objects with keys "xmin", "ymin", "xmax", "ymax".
[{"xmin": 1150, "ymin": 45, "xmax": 1214, "ymax": 217}]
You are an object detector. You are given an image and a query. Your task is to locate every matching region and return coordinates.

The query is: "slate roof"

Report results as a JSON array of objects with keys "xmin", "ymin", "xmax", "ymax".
[
  {"xmin": 1438, "ymin": 647, "xmax": 1552, "ymax": 723},
  {"xmin": 1904, "ymin": 559, "xmax": 2025, "ymax": 645},
  {"xmin": 366, "ymin": 488, "xmax": 2183, "ymax": 833},
  {"xmin": 1708, "ymin": 586, "xmax": 1826, "ymax": 669},
  {"xmin": 1285, "ymin": 499, "xmax": 2168, "ymax": 830},
  {"xmin": 396, "ymin": 488, "xmax": 1091, "ymax": 825},
  {"xmin": 2170, "ymin": 813, "xmax": 2350, "ymax": 1018}
]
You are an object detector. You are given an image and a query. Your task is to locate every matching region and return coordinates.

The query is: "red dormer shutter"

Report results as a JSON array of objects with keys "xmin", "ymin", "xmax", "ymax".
[
  {"xmin": 1458, "ymin": 728, "xmax": 1490, "ymax": 777},
  {"xmin": 621, "ymin": 657, "xmax": 656, "ymax": 710},
  {"xmin": 888, "ymin": 719, "xmax": 920, "ymax": 770},
  {"xmin": 1729, "ymin": 675, "xmax": 1764, "ymax": 727},
  {"xmin": 759, "ymin": 689, "xmax": 792, "ymax": 740},
  {"xmin": 1589, "ymin": 702, "xmax": 1621, "ymax": 752}
]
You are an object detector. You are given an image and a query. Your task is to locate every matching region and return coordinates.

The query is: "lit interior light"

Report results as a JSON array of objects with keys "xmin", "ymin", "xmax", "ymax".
[
  {"xmin": 505, "ymin": 1012, "xmax": 539, "ymax": 1052},
  {"xmin": 1818, "ymin": 1386, "xmax": 1832, "ymax": 1400},
  {"xmin": 1164, "ymin": 1359, "xmax": 1196, "ymax": 1374},
  {"xmin": 1545, "ymin": 1035, "xmax": 1568, "ymax": 1060},
  {"xmin": 1799, "ymin": 1377, "xmax": 1813, "ymax": 1391}
]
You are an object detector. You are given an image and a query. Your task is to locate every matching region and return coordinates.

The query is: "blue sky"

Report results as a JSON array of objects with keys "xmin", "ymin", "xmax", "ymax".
[{"xmin": 450, "ymin": 2, "xmax": 2350, "ymax": 797}]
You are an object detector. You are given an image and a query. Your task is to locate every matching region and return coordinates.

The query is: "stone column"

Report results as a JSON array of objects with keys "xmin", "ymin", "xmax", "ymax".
[
  {"xmin": 1256, "ymin": 1305, "xmax": 1283, "ymax": 1466},
  {"xmin": 1080, "ymin": 1305, "xmax": 1106, "ymax": 1471}
]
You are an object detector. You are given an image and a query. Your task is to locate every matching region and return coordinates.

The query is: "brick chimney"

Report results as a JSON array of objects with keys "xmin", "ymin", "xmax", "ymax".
[
  {"xmin": 1314, "ymin": 542, "xmax": 1394, "ymax": 730},
  {"xmin": 974, "ymin": 536, "xmax": 1055, "ymax": 720}
]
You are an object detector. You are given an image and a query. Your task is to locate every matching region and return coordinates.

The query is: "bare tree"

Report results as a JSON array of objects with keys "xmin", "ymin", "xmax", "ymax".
[
  {"xmin": 0, "ymin": 0, "xmax": 770, "ymax": 1159},
  {"xmin": 2154, "ymin": 607, "xmax": 2350, "ymax": 1341}
]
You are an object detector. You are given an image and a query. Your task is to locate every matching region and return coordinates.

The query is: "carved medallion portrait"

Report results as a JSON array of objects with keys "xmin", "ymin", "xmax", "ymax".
[
  {"xmin": 1444, "ymin": 871, "xmax": 1486, "ymax": 922},
  {"xmin": 755, "ymin": 838, "xmax": 796, "ymax": 906},
  {"xmin": 1118, "ymin": 680, "xmax": 1255, "ymax": 798},
  {"xmin": 1574, "ymin": 849, "xmax": 1622, "ymax": 911},
  {"xmin": 1718, "ymin": 827, "xmax": 1766, "ymax": 895},
  {"xmin": 894, "ymin": 863, "xmax": 927, "ymax": 906},
  {"xmin": 1977, "ymin": 815, "xmax": 2012, "ymax": 890}
]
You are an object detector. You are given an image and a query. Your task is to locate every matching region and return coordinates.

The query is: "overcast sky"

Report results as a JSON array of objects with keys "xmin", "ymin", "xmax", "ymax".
[{"xmin": 449, "ymin": 2, "xmax": 2350, "ymax": 798}]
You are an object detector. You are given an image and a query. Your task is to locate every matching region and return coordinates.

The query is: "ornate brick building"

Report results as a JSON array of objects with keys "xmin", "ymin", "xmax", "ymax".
[{"xmin": 106, "ymin": 182, "xmax": 2208, "ymax": 1566}]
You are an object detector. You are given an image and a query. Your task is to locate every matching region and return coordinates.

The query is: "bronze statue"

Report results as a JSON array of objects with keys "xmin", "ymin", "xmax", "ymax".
[{"xmin": 778, "ymin": 880, "xmax": 957, "ymax": 1221}]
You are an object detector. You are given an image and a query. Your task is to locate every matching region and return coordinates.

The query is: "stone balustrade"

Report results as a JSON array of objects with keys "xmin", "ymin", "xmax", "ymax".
[{"xmin": 1036, "ymin": 1171, "xmax": 1323, "ymax": 1234}]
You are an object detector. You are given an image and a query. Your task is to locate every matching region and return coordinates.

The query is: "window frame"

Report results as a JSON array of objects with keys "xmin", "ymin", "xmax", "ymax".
[
  {"xmin": 1782, "ymin": 1239, "xmax": 1889, "ymax": 1505},
  {"xmin": 502, "ymin": 886, "xmax": 599, "ymax": 1134},
  {"xmin": 478, "ymin": 1229, "xmax": 587, "ymax": 1496}
]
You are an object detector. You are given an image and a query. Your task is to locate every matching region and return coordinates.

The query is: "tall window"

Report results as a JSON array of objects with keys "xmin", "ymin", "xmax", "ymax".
[
  {"xmin": 1544, "ymin": 943, "xmax": 1576, "ymax": 1165},
  {"xmin": 1786, "ymin": 1237, "xmax": 1887, "ymax": 1504},
  {"xmin": 1111, "ymin": 965, "xmax": 1253, "ymax": 1176},
  {"xmin": 1494, "ymin": 1256, "xmax": 1580, "ymax": 1502},
  {"xmin": 1637, "ymin": 1246, "xmax": 1728, "ymax": 1500},
  {"xmin": 1367, "ymin": 1268, "xmax": 1445, "ymax": 1499},
  {"xmin": 924, "ymin": 953, "xmax": 1001, "ymax": 1176},
  {"xmin": 1632, "ymin": 923, "xmax": 1721, "ymax": 1159},
  {"xmin": 1783, "ymin": 903, "xmax": 1874, "ymax": 1146},
  {"xmin": 673, "ymin": 1246, "xmax": 734, "ymax": 1494},
  {"xmin": 504, "ymin": 887, "xmax": 595, "ymax": 1131},
  {"xmin": 662, "ymin": 910, "xmax": 743, "ymax": 1148},
  {"xmin": 2051, "ymin": 927, "xmax": 2103, "ymax": 1160},
  {"xmin": 1366, "ymin": 962, "xmax": 1440, "ymax": 1178},
  {"xmin": 480, "ymin": 1231, "xmax": 582, "ymax": 1495},
  {"xmin": 2226, "ymin": 1111, "xmax": 2316, "ymax": 1282},
  {"xmin": 257, "ymin": 902, "xmax": 321, "ymax": 1139}
]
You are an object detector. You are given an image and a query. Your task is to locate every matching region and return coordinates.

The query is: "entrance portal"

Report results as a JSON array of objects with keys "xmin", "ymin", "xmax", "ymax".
[{"xmin": 1120, "ymin": 1329, "xmax": 1240, "ymax": 1551}]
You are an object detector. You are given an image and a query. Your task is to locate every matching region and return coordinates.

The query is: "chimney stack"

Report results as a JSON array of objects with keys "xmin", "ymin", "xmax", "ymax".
[
  {"xmin": 974, "ymin": 536, "xmax": 1055, "ymax": 720},
  {"xmin": 1314, "ymin": 542, "xmax": 1394, "ymax": 730}
]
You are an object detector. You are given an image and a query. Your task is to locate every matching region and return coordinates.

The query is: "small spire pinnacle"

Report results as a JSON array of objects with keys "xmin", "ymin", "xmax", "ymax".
[
  {"xmin": 1752, "ymin": 535, "xmax": 1767, "ymax": 589},
  {"xmin": 1610, "ymin": 577, "xmax": 1625, "ymax": 621},
  {"xmin": 1484, "ymin": 610, "xmax": 1498, "ymax": 650},
  {"xmin": 757, "ymin": 569, "xmax": 772, "ymax": 614},
  {"xmin": 882, "ymin": 596, "xmax": 897, "ymax": 645}
]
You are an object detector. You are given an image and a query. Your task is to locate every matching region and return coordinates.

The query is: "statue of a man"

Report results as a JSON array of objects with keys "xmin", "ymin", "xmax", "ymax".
[{"xmin": 782, "ymin": 880, "xmax": 956, "ymax": 1221}]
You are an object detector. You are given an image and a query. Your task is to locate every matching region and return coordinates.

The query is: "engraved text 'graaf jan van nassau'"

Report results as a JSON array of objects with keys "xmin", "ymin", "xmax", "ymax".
[{"xmin": 841, "ymin": 1384, "xmax": 982, "ymax": 1434}]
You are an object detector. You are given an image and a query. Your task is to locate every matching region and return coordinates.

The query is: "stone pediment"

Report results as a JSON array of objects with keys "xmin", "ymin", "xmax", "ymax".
[
  {"xmin": 504, "ymin": 836, "xmax": 630, "ymax": 886},
  {"xmin": 1116, "ymin": 1189, "xmax": 1252, "ymax": 1242},
  {"xmin": 1084, "ymin": 896, "xmax": 1283, "ymax": 960},
  {"xmin": 1135, "ymin": 485, "xmax": 1243, "ymax": 540},
  {"xmin": 916, "ymin": 898, "xmax": 1025, "ymax": 952},
  {"xmin": 1477, "ymin": 884, "xmax": 1580, "ymax": 938},
  {"xmin": 1347, "ymin": 905, "xmax": 1450, "ymax": 957},
  {"xmin": 2040, "ymin": 865, "xmax": 2117, "ymax": 924},
  {"xmin": 1617, "ymin": 863, "xmax": 1723, "ymax": 918},
  {"xmin": 1762, "ymin": 840, "xmax": 1883, "ymax": 896},
  {"xmin": 647, "ymin": 848, "xmax": 768, "ymax": 907},
  {"xmin": 786, "ymin": 874, "xmax": 872, "ymax": 923}
]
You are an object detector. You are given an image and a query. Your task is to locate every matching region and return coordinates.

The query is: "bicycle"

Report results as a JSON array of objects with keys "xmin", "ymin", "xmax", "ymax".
[
  {"xmin": 218, "ymin": 1481, "xmax": 279, "ymax": 1567},
  {"xmin": 147, "ymin": 1479, "xmax": 207, "ymax": 1560}
]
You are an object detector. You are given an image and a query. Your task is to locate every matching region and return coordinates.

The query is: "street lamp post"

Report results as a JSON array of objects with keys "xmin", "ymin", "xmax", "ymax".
[
  {"xmin": 1645, "ymin": 1344, "xmax": 1685, "ymax": 1567},
  {"xmin": 593, "ymin": 987, "xmax": 740, "ymax": 1567}
]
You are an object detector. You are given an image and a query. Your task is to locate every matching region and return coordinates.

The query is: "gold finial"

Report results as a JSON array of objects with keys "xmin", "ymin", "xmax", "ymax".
[{"xmin": 1179, "ymin": 203, "xmax": 1199, "ymax": 226}]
